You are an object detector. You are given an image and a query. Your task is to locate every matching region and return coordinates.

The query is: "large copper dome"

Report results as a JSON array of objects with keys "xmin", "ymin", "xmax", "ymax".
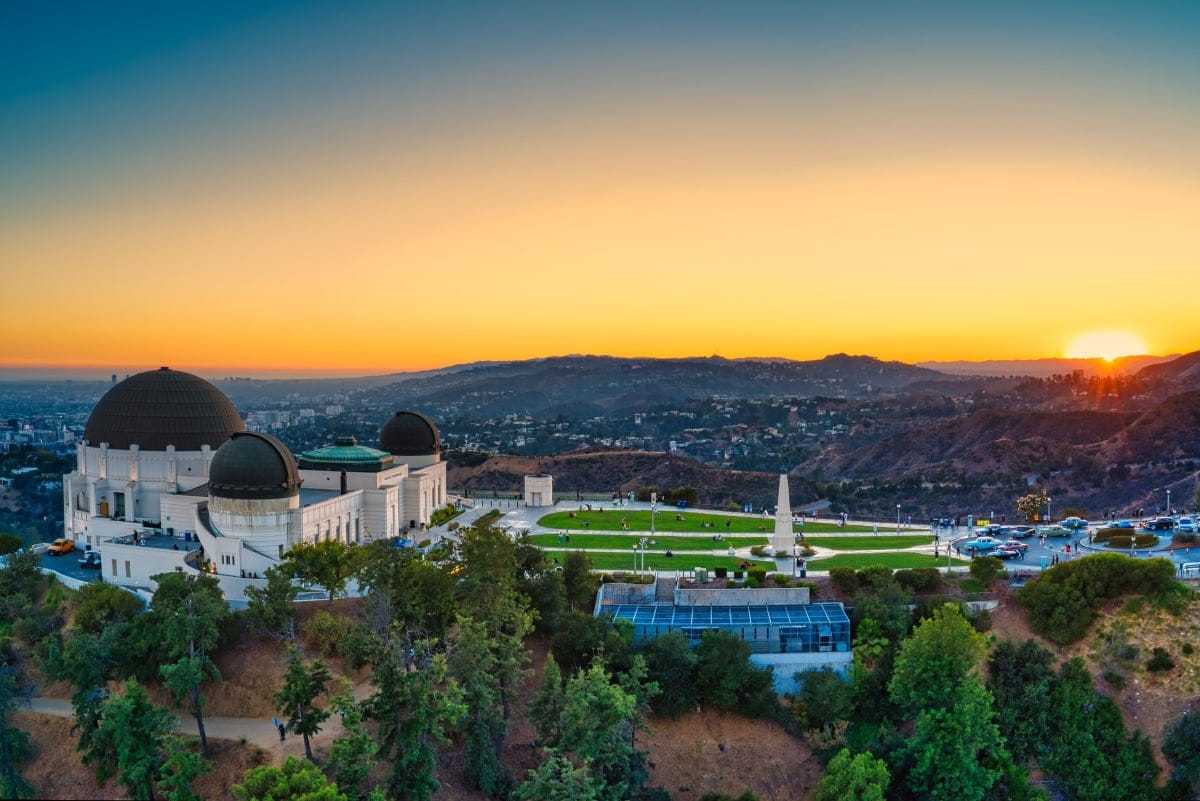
[
  {"xmin": 379, "ymin": 410, "xmax": 441, "ymax": 456},
  {"xmin": 209, "ymin": 432, "xmax": 300, "ymax": 500},
  {"xmin": 84, "ymin": 367, "xmax": 244, "ymax": 451}
]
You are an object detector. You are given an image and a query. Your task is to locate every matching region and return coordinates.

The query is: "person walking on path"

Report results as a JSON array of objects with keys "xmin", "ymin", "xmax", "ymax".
[{"xmin": 272, "ymin": 717, "xmax": 285, "ymax": 742}]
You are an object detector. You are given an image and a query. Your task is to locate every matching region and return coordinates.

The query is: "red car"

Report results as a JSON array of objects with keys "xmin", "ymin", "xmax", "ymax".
[{"xmin": 1000, "ymin": 540, "xmax": 1029, "ymax": 553}]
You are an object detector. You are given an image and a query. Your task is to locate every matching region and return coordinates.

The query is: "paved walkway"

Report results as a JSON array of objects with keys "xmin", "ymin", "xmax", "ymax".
[{"xmin": 20, "ymin": 695, "xmax": 353, "ymax": 763}]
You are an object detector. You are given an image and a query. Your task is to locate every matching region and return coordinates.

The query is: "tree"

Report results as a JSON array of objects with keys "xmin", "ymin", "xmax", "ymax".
[
  {"xmin": 986, "ymin": 639, "xmax": 1054, "ymax": 765},
  {"xmin": 513, "ymin": 753, "xmax": 601, "ymax": 801},
  {"xmin": 244, "ymin": 565, "xmax": 299, "ymax": 638},
  {"xmin": 694, "ymin": 631, "xmax": 777, "ymax": 718},
  {"xmin": 561, "ymin": 550, "xmax": 598, "ymax": 611},
  {"xmin": 0, "ymin": 533, "xmax": 22, "ymax": 556},
  {"xmin": 558, "ymin": 659, "xmax": 643, "ymax": 801},
  {"xmin": 233, "ymin": 756, "xmax": 347, "ymax": 801},
  {"xmin": 888, "ymin": 604, "xmax": 986, "ymax": 718},
  {"xmin": 275, "ymin": 644, "xmax": 333, "ymax": 762},
  {"xmin": 904, "ymin": 679, "xmax": 1003, "ymax": 801},
  {"xmin": 528, "ymin": 654, "xmax": 565, "ymax": 747},
  {"xmin": 152, "ymin": 572, "xmax": 228, "ymax": 758},
  {"xmin": 363, "ymin": 633, "xmax": 465, "ymax": 801},
  {"xmin": 0, "ymin": 658, "xmax": 33, "ymax": 800},
  {"xmin": 327, "ymin": 684, "xmax": 378, "ymax": 801},
  {"xmin": 795, "ymin": 667, "xmax": 853, "ymax": 732},
  {"xmin": 448, "ymin": 615, "xmax": 512, "ymax": 795},
  {"xmin": 813, "ymin": 748, "xmax": 889, "ymax": 801},
  {"xmin": 1015, "ymin": 490, "xmax": 1048, "ymax": 522},
  {"xmin": 85, "ymin": 679, "xmax": 177, "ymax": 801},
  {"xmin": 641, "ymin": 630, "xmax": 698, "ymax": 718},
  {"xmin": 1163, "ymin": 712, "xmax": 1200, "ymax": 790},
  {"xmin": 356, "ymin": 545, "xmax": 456, "ymax": 638},
  {"xmin": 42, "ymin": 625, "xmax": 124, "ymax": 763},
  {"xmin": 282, "ymin": 540, "xmax": 363, "ymax": 602},
  {"xmin": 157, "ymin": 736, "xmax": 211, "ymax": 801},
  {"xmin": 72, "ymin": 582, "xmax": 143, "ymax": 633}
]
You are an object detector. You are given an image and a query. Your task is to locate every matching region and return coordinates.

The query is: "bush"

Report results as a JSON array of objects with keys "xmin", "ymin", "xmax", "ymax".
[
  {"xmin": 749, "ymin": 546, "xmax": 768, "ymax": 558},
  {"xmin": 73, "ymin": 582, "xmax": 142, "ymax": 633},
  {"xmin": 968, "ymin": 556, "xmax": 1005, "ymax": 584},
  {"xmin": 1103, "ymin": 670, "xmax": 1127, "ymax": 689},
  {"xmin": 301, "ymin": 610, "xmax": 355, "ymax": 658},
  {"xmin": 1016, "ymin": 553, "xmax": 1176, "ymax": 644},
  {"xmin": 714, "ymin": 567, "xmax": 728, "ymax": 579},
  {"xmin": 895, "ymin": 567, "xmax": 942, "ymax": 592},
  {"xmin": 829, "ymin": 568, "xmax": 859, "ymax": 594},
  {"xmin": 1147, "ymin": 647, "xmax": 1175, "ymax": 672},
  {"xmin": 1173, "ymin": 530, "xmax": 1196, "ymax": 544},
  {"xmin": 1101, "ymin": 533, "xmax": 1158, "ymax": 549},
  {"xmin": 747, "ymin": 568, "xmax": 767, "ymax": 584},
  {"xmin": 1182, "ymin": 642, "xmax": 1194, "ymax": 656}
]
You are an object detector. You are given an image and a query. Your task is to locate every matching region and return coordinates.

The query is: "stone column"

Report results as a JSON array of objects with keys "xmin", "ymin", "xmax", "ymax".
[{"xmin": 770, "ymin": 472, "xmax": 794, "ymax": 555}]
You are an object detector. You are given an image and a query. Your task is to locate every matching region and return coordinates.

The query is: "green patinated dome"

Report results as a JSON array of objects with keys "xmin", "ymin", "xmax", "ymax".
[{"xmin": 298, "ymin": 436, "xmax": 394, "ymax": 473}]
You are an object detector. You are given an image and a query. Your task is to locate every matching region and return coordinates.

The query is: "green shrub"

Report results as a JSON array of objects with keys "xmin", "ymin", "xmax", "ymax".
[
  {"xmin": 1182, "ymin": 642, "xmax": 1194, "ymax": 656},
  {"xmin": 829, "ymin": 567, "xmax": 859, "ymax": 594},
  {"xmin": 301, "ymin": 609, "xmax": 355, "ymax": 658},
  {"xmin": 1103, "ymin": 670, "xmax": 1127, "ymax": 689},
  {"xmin": 895, "ymin": 567, "xmax": 942, "ymax": 592},
  {"xmin": 749, "ymin": 546, "xmax": 768, "ymax": 558},
  {"xmin": 747, "ymin": 568, "xmax": 767, "ymax": 584},
  {"xmin": 1147, "ymin": 647, "xmax": 1175, "ymax": 672},
  {"xmin": 968, "ymin": 556, "xmax": 1005, "ymax": 584},
  {"xmin": 744, "ymin": 577, "xmax": 761, "ymax": 589},
  {"xmin": 1173, "ymin": 530, "xmax": 1196, "ymax": 543},
  {"xmin": 714, "ymin": 567, "xmax": 728, "ymax": 579},
  {"xmin": 1016, "ymin": 553, "xmax": 1176, "ymax": 644}
]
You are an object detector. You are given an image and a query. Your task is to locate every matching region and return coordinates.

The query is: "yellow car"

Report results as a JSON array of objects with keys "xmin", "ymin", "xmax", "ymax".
[{"xmin": 47, "ymin": 538, "xmax": 75, "ymax": 556}]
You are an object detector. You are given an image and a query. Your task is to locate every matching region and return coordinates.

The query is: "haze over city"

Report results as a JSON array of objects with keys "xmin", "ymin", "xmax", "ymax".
[{"xmin": 3, "ymin": 2, "xmax": 1199, "ymax": 377}]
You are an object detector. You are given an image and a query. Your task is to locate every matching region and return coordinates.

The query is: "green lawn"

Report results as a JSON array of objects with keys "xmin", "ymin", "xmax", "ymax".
[
  {"xmin": 808, "ymin": 552, "xmax": 969, "ymax": 570},
  {"xmin": 524, "ymin": 532, "xmax": 762, "ymax": 551},
  {"xmin": 537, "ymin": 509, "xmax": 878, "ymax": 534},
  {"xmin": 805, "ymin": 535, "xmax": 930, "ymax": 551},
  {"xmin": 553, "ymin": 550, "xmax": 772, "ymax": 571}
]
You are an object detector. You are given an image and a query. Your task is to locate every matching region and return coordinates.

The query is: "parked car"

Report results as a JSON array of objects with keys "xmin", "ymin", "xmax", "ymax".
[
  {"xmin": 1177, "ymin": 517, "xmax": 1194, "ymax": 532},
  {"xmin": 1110, "ymin": 520, "xmax": 1134, "ymax": 529},
  {"xmin": 1144, "ymin": 517, "xmax": 1176, "ymax": 531},
  {"xmin": 78, "ymin": 551, "xmax": 101, "ymax": 569},
  {"xmin": 1000, "ymin": 540, "xmax": 1029, "ymax": 553},
  {"xmin": 1061, "ymin": 517, "xmax": 1089, "ymax": 530},
  {"xmin": 1009, "ymin": 526, "xmax": 1036, "ymax": 538},
  {"xmin": 993, "ymin": 546, "xmax": 1023, "ymax": 559},
  {"xmin": 1039, "ymin": 524, "xmax": 1072, "ymax": 537},
  {"xmin": 47, "ymin": 538, "xmax": 75, "ymax": 556},
  {"xmin": 962, "ymin": 536, "xmax": 1002, "ymax": 552}
]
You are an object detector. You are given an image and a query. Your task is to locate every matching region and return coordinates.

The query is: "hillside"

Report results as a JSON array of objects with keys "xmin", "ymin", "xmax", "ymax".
[
  {"xmin": 818, "ymin": 408, "xmax": 1133, "ymax": 479},
  {"xmin": 358, "ymin": 354, "xmax": 949, "ymax": 417},
  {"xmin": 1098, "ymin": 390, "xmax": 1200, "ymax": 463},
  {"xmin": 447, "ymin": 448, "xmax": 821, "ymax": 508}
]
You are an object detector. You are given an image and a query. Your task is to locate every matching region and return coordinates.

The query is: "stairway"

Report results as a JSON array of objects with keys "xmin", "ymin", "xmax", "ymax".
[{"xmin": 654, "ymin": 576, "xmax": 675, "ymax": 602}]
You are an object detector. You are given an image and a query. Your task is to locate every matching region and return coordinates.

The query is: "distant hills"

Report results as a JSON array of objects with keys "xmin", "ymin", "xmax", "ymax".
[{"xmin": 916, "ymin": 354, "xmax": 1178, "ymax": 377}]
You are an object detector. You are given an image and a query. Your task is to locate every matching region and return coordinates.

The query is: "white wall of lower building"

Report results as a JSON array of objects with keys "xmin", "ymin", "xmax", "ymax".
[{"xmin": 524, "ymin": 475, "xmax": 554, "ymax": 507}]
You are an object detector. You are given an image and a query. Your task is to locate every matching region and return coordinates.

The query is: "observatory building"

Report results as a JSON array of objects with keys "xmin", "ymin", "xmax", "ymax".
[{"xmin": 61, "ymin": 368, "xmax": 447, "ymax": 600}]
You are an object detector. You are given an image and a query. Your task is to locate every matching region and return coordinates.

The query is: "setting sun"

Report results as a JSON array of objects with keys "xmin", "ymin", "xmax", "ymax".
[{"xmin": 1064, "ymin": 331, "xmax": 1149, "ymax": 361}]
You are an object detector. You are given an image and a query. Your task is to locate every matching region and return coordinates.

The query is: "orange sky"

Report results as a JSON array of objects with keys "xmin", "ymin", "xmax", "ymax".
[{"xmin": 3, "ymin": 4, "xmax": 1198, "ymax": 376}]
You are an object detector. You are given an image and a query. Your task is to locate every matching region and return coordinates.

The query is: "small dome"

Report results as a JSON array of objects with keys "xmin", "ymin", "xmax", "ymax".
[
  {"xmin": 379, "ymin": 411, "xmax": 441, "ymax": 456},
  {"xmin": 298, "ymin": 436, "xmax": 393, "ymax": 473},
  {"xmin": 209, "ymin": 432, "xmax": 300, "ymax": 500},
  {"xmin": 85, "ymin": 367, "xmax": 244, "ymax": 451}
]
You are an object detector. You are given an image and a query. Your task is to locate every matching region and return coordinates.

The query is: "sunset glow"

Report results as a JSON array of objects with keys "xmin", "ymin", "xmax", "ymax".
[
  {"xmin": 2, "ymin": 3, "xmax": 1198, "ymax": 376},
  {"xmin": 1064, "ymin": 331, "xmax": 1150, "ymax": 362}
]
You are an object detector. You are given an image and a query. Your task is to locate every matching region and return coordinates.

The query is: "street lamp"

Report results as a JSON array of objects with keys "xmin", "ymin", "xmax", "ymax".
[
  {"xmin": 1167, "ymin": 490, "xmax": 1171, "ymax": 516},
  {"xmin": 1046, "ymin": 496, "xmax": 1051, "ymax": 524},
  {"xmin": 896, "ymin": 504, "xmax": 901, "ymax": 533}
]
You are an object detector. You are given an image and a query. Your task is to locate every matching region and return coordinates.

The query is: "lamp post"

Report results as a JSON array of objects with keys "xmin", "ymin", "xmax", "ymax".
[
  {"xmin": 650, "ymin": 492, "xmax": 657, "ymax": 539},
  {"xmin": 1166, "ymin": 490, "xmax": 1171, "ymax": 516},
  {"xmin": 632, "ymin": 543, "xmax": 637, "ymax": 572},
  {"xmin": 896, "ymin": 504, "xmax": 901, "ymax": 533},
  {"xmin": 1046, "ymin": 496, "xmax": 1051, "ymax": 524}
]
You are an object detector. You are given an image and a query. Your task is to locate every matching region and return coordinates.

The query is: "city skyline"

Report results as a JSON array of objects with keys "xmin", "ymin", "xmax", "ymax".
[{"xmin": 3, "ymin": 2, "xmax": 1199, "ymax": 374}]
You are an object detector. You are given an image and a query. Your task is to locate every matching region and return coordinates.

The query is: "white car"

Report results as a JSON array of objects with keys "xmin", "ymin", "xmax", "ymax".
[{"xmin": 1178, "ymin": 517, "xmax": 1195, "ymax": 533}]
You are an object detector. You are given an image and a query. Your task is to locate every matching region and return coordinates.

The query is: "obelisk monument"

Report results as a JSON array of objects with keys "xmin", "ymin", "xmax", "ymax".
[{"xmin": 768, "ymin": 472, "xmax": 794, "ymax": 556}]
